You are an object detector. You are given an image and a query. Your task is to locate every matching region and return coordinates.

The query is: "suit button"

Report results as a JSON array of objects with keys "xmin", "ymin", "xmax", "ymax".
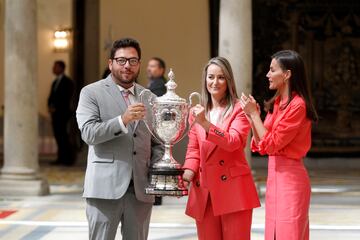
[
  {"xmin": 221, "ymin": 175, "xmax": 227, "ymax": 181},
  {"xmin": 133, "ymin": 133, "xmax": 137, "ymax": 137},
  {"xmin": 133, "ymin": 151, "xmax": 136, "ymax": 155},
  {"xmin": 199, "ymin": 167, "xmax": 202, "ymax": 173},
  {"xmin": 219, "ymin": 160, "xmax": 225, "ymax": 166},
  {"xmin": 195, "ymin": 181, "xmax": 200, "ymax": 187}
]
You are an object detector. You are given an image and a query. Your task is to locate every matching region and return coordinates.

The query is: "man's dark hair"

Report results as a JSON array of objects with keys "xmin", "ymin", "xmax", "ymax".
[
  {"xmin": 151, "ymin": 57, "xmax": 166, "ymax": 70},
  {"xmin": 110, "ymin": 38, "xmax": 141, "ymax": 60},
  {"xmin": 54, "ymin": 60, "xmax": 66, "ymax": 70}
]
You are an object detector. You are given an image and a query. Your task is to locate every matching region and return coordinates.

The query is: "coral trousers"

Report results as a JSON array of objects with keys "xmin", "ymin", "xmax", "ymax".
[{"xmin": 195, "ymin": 197, "xmax": 253, "ymax": 240}]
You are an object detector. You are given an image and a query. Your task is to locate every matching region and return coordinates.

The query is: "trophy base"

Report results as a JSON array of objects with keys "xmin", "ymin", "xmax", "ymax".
[
  {"xmin": 145, "ymin": 188, "xmax": 188, "ymax": 196},
  {"xmin": 145, "ymin": 168, "xmax": 188, "ymax": 197}
]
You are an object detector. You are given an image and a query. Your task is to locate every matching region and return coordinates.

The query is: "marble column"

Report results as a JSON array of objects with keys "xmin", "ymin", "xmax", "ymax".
[
  {"xmin": 219, "ymin": 0, "xmax": 253, "ymax": 166},
  {"xmin": 0, "ymin": 0, "xmax": 49, "ymax": 196}
]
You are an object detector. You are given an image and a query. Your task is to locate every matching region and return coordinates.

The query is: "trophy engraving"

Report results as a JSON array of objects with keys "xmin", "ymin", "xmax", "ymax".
[{"xmin": 140, "ymin": 69, "xmax": 201, "ymax": 196}]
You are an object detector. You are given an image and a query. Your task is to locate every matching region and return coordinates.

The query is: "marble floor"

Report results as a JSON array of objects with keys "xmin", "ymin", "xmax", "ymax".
[{"xmin": 0, "ymin": 158, "xmax": 360, "ymax": 240}]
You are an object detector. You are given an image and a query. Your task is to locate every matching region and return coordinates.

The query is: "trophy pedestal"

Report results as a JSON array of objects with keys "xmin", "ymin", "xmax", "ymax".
[{"xmin": 145, "ymin": 168, "xmax": 188, "ymax": 196}]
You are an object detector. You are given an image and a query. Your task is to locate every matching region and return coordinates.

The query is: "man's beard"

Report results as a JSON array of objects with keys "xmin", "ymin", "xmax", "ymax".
[{"xmin": 112, "ymin": 69, "xmax": 139, "ymax": 86}]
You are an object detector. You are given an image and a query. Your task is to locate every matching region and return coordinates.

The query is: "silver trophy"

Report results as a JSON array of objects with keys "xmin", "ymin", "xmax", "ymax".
[{"xmin": 140, "ymin": 69, "xmax": 201, "ymax": 196}]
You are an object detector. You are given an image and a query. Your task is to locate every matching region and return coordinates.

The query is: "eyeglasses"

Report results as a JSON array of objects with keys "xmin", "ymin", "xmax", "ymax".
[{"xmin": 113, "ymin": 57, "xmax": 139, "ymax": 66}]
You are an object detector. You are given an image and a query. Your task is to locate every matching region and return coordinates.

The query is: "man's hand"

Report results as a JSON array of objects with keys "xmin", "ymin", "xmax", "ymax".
[{"xmin": 122, "ymin": 103, "xmax": 146, "ymax": 126}]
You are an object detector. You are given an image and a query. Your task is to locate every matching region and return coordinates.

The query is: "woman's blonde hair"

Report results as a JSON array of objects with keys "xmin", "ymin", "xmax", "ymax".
[{"xmin": 201, "ymin": 57, "xmax": 238, "ymax": 121}]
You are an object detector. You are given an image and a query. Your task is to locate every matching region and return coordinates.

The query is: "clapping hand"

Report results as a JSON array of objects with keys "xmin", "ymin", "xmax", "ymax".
[{"xmin": 240, "ymin": 93, "xmax": 260, "ymax": 119}]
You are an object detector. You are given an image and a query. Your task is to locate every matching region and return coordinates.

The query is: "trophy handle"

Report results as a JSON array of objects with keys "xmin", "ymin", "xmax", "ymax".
[
  {"xmin": 189, "ymin": 92, "xmax": 201, "ymax": 106},
  {"xmin": 139, "ymin": 89, "xmax": 153, "ymax": 105},
  {"xmin": 139, "ymin": 89, "xmax": 163, "ymax": 144},
  {"xmin": 187, "ymin": 91, "xmax": 202, "ymax": 129},
  {"xmin": 172, "ymin": 92, "xmax": 201, "ymax": 145}
]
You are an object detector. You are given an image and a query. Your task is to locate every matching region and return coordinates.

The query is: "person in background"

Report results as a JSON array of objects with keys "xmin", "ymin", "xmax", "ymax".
[
  {"xmin": 182, "ymin": 57, "xmax": 260, "ymax": 240},
  {"xmin": 146, "ymin": 57, "xmax": 167, "ymax": 97},
  {"xmin": 76, "ymin": 38, "xmax": 163, "ymax": 240},
  {"xmin": 240, "ymin": 50, "xmax": 318, "ymax": 240},
  {"xmin": 48, "ymin": 60, "xmax": 75, "ymax": 166}
]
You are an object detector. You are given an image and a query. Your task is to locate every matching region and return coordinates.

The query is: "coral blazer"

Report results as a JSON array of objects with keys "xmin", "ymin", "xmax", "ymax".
[{"xmin": 183, "ymin": 102, "xmax": 260, "ymax": 221}]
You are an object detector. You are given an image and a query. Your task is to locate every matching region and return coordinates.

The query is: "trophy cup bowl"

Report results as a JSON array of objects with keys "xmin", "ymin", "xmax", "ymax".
[{"xmin": 140, "ymin": 69, "xmax": 200, "ymax": 196}]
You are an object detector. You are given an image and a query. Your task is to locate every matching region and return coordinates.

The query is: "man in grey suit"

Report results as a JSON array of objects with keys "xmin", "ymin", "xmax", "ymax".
[{"xmin": 76, "ymin": 38, "xmax": 163, "ymax": 240}]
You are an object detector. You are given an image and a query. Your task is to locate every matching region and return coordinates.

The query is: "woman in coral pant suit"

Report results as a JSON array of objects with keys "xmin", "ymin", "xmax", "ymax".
[
  {"xmin": 240, "ymin": 50, "xmax": 318, "ymax": 240},
  {"xmin": 182, "ymin": 57, "xmax": 260, "ymax": 240}
]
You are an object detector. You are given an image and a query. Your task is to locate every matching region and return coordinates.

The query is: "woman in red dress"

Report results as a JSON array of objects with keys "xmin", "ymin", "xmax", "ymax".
[
  {"xmin": 182, "ymin": 57, "xmax": 260, "ymax": 240},
  {"xmin": 240, "ymin": 50, "xmax": 318, "ymax": 240}
]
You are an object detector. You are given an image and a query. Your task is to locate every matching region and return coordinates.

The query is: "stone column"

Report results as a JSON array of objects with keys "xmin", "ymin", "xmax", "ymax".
[
  {"xmin": 0, "ymin": 0, "xmax": 49, "ymax": 196},
  {"xmin": 290, "ymin": 12, "xmax": 299, "ymax": 51},
  {"xmin": 219, "ymin": 0, "xmax": 253, "ymax": 165}
]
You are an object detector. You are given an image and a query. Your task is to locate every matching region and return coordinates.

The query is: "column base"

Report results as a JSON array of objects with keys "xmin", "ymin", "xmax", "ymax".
[{"xmin": 0, "ymin": 178, "xmax": 50, "ymax": 196}]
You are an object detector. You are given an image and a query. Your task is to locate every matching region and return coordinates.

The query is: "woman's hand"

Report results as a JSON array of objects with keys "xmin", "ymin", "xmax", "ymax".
[
  {"xmin": 240, "ymin": 93, "xmax": 259, "ymax": 118},
  {"xmin": 182, "ymin": 169, "xmax": 195, "ymax": 188},
  {"xmin": 191, "ymin": 104, "xmax": 206, "ymax": 124},
  {"xmin": 190, "ymin": 104, "xmax": 211, "ymax": 132},
  {"xmin": 240, "ymin": 93, "xmax": 267, "ymax": 141}
]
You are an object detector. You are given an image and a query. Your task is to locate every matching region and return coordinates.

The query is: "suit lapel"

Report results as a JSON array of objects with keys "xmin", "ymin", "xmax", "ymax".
[
  {"xmin": 204, "ymin": 141, "xmax": 217, "ymax": 161},
  {"xmin": 55, "ymin": 75, "xmax": 67, "ymax": 92},
  {"xmin": 133, "ymin": 84, "xmax": 143, "ymax": 131},
  {"xmin": 103, "ymin": 75, "xmax": 127, "ymax": 113},
  {"xmin": 204, "ymin": 106, "xmax": 237, "ymax": 161},
  {"xmin": 192, "ymin": 124, "xmax": 214, "ymax": 162}
]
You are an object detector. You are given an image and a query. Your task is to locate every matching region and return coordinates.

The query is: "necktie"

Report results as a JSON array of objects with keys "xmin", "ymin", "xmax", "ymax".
[
  {"xmin": 122, "ymin": 90, "xmax": 131, "ymax": 106},
  {"xmin": 122, "ymin": 90, "xmax": 135, "ymax": 130}
]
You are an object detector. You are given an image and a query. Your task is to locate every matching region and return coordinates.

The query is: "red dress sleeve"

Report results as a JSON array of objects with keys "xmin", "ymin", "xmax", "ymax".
[
  {"xmin": 253, "ymin": 100, "xmax": 307, "ymax": 156},
  {"xmin": 251, "ymin": 113, "xmax": 271, "ymax": 152}
]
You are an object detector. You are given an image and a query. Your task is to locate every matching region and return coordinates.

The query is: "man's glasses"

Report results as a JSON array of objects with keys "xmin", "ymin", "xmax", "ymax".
[{"xmin": 113, "ymin": 57, "xmax": 139, "ymax": 66}]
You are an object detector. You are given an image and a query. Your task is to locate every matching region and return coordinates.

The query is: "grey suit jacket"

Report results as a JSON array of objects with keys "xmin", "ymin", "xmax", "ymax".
[{"xmin": 76, "ymin": 75, "xmax": 163, "ymax": 203}]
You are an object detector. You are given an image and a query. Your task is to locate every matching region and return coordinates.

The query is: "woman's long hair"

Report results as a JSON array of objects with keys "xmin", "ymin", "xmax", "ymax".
[
  {"xmin": 264, "ymin": 50, "xmax": 318, "ymax": 122},
  {"xmin": 201, "ymin": 57, "xmax": 238, "ymax": 121}
]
